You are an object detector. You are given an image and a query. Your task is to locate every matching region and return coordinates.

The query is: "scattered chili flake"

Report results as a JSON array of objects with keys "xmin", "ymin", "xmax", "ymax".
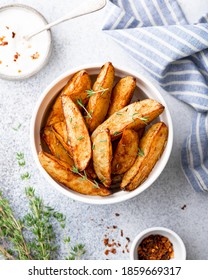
[
  {"xmin": 181, "ymin": 204, "xmax": 187, "ymax": 210},
  {"xmin": 0, "ymin": 36, "xmax": 8, "ymax": 46},
  {"xmin": 12, "ymin": 32, "xmax": 16, "ymax": 38},
  {"xmin": 126, "ymin": 237, "xmax": 130, "ymax": 242},
  {"xmin": 103, "ymin": 238, "xmax": 109, "ymax": 246},
  {"xmin": 115, "ymin": 213, "xmax": 120, "ymax": 217},
  {"xmin": 113, "ymin": 225, "xmax": 117, "ymax": 229},
  {"xmin": 137, "ymin": 234, "xmax": 174, "ymax": 260},
  {"xmin": 120, "ymin": 230, "xmax": 124, "ymax": 237},
  {"xmin": 31, "ymin": 51, "xmax": 40, "ymax": 60},
  {"xmin": 111, "ymin": 248, "xmax": 117, "ymax": 254},
  {"xmin": 14, "ymin": 52, "xmax": 20, "ymax": 62},
  {"xmin": 104, "ymin": 249, "xmax": 109, "ymax": 256}
]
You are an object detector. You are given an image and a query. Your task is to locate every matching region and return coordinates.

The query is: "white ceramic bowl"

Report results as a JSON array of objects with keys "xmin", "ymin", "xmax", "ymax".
[
  {"xmin": 130, "ymin": 227, "xmax": 186, "ymax": 260},
  {"xmin": 30, "ymin": 64, "xmax": 173, "ymax": 205}
]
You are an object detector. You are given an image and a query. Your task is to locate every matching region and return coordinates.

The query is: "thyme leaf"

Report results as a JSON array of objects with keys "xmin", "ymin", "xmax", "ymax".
[{"xmin": 76, "ymin": 98, "xmax": 92, "ymax": 119}]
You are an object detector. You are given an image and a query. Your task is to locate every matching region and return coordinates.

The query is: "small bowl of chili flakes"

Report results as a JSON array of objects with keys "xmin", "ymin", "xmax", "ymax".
[{"xmin": 130, "ymin": 227, "xmax": 186, "ymax": 260}]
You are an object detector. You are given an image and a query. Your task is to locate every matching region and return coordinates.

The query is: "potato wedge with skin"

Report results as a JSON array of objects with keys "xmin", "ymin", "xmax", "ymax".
[
  {"xmin": 52, "ymin": 121, "xmax": 73, "ymax": 157},
  {"xmin": 61, "ymin": 70, "xmax": 91, "ymax": 105},
  {"xmin": 120, "ymin": 122, "xmax": 168, "ymax": 191},
  {"xmin": 107, "ymin": 76, "xmax": 136, "ymax": 117},
  {"xmin": 38, "ymin": 152, "xmax": 111, "ymax": 196},
  {"xmin": 86, "ymin": 62, "xmax": 115, "ymax": 133},
  {"xmin": 46, "ymin": 93, "xmax": 65, "ymax": 126},
  {"xmin": 91, "ymin": 99, "xmax": 164, "ymax": 141},
  {"xmin": 111, "ymin": 129, "xmax": 139, "ymax": 174},
  {"xmin": 92, "ymin": 130, "xmax": 112, "ymax": 188},
  {"xmin": 62, "ymin": 95, "xmax": 91, "ymax": 171},
  {"xmin": 42, "ymin": 126, "xmax": 74, "ymax": 166}
]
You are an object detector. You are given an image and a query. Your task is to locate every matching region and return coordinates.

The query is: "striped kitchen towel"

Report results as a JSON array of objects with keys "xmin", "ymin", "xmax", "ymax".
[{"xmin": 102, "ymin": 0, "xmax": 208, "ymax": 192}]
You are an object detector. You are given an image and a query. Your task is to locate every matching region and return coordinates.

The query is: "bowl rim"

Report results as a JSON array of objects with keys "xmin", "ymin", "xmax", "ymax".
[
  {"xmin": 0, "ymin": 3, "xmax": 52, "ymax": 81},
  {"xmin": 130, "ymin": 226, "xmax": 186, "ymax": 260},
  {"xmin": 30, "ymin": 63, "xmax": 173, "ymax": 205}
]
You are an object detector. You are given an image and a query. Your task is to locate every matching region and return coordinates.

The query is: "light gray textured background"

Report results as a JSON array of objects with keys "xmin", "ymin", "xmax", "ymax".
[{"xmin": 0, "ymin": 0, "xmax": 208, "ymax": 260}]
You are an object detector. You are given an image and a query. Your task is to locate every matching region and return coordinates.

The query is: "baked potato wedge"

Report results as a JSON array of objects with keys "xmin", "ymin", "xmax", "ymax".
[
  {"xmin": 46, "ymin": 93, "xmax": 65, "ymax": 126},
  {"xmin": 107, "ymin": 76, "xmax": 136, "ymax": 117},
  {"xmin": 38, "ymin": 152, "xmax": 111, "ymax": 196},
  {"xmin": 86, "ymin": 62, "xmax": 115, "ymax": 133},
  {"xmin": 91, "ymin": 99, "xmax": 164, "ymax": 141},
  {"xmin": 120, "ymin": 122, "xmax": 168, "ymax": 191},
  {"xmin": 42, "ymin": 126, "xmax": 74, "ymax": 166},
  {"xmin": 62, "ymin": 95, "xmax": 91, "ymax": 171},
  {"xmin": 111, "ymin": 129, "xmax": 139, "ymax": 174},
  {"xmin": 92, "ymin": 129, "xmax": 112, "ymax": 188},
  {"xmin": 61, "ymin": 70, "xmax": 91, "ymax": 105},
  {"xmin": 52, "ymin": 121, "xmax": 72, "ymax": 156}
]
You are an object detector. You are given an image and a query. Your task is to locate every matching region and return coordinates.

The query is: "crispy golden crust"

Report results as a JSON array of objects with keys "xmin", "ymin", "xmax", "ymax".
[
  {"xmin": 52, "ymin": 121, "xmax": 72, "ymax": 156},
  {"xmin": 62, "ymin": 95, "xmax": 91, "ymax": 171},
  {"xmin": 107, "ymin": 76, "xmax": 136, "ymax": 117},
  {"xmin": 42, "ymin": 126, "xmax": 74, "ymax": 166},
  {"xmin": 92, "ymin": 130, "xmax": 112, "ymax": 188},
  {"xmin": 91, "ymin": 99, "xmax": 164, "ymax": 141},
  {"xmin": 46, "ymin": 94, "xmax": 65, "ymax": 126},
  {"xmin": 61, "ymin": 70, "xmax": 91, "ymax": 105},
  {"xmin": 86, "ymin": 62, "xmax": 115, "ymax": 133},
  {"xmin": 38, "ymin": 152, "xmax": 111, "ymax": 196},
  {"xmin": 111, "ymin": 129, "xmax": 139, "ymax": 174},
  {"xmin": 120, "ymin": 122, "xmax": 168, "ymax": 191}
]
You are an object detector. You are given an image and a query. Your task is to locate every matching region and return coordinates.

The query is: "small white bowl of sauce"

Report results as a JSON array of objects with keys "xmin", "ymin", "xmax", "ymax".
[
  {"xmin": 0, "ymin": 4, "xmax": 52, "ymax": 80},
  {"xmin": 130, "ymin": 227, "xmax": 186, "ymax": 260}
]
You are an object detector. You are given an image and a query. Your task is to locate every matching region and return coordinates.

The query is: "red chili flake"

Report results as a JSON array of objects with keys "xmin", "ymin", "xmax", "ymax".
[
  {"xmin": 103, "ymin": 238, "xmax": 109, "ymax": 246},
  {"xmin": 12, "ymin": 32, "xmax": 16, "ymax": 38},
  {"xmin": 0, "ymin": 36, "xmax": 8, "ymax": 46},
  {"xmin": 120, "ymin": 230, "xmax": 124, "ymax": 237},
  {"xmin": 181, "ymin": 204, "xmax": 187, "ymax": 210},
  {"xmin": 31, "ymin": 52, "xmax": 40, "ymax": 60},
  {"xmin": 104, "ymin": 249, "xmax": 109, "ymax": 255},
  {"xmin": 137, "ymin": 234, "xmax": 174, "ymax": 260},
  {"xmin": 111, "ymin": 248, "xmax": 117, "ymax": 254},
  {"xmin": 113, "ymin": 225, "xmax": 117, "ymax": 229},
  {"xmin": 126, "ymin": 237, "xmax": 130, "ymax": 242},
  {"xmin": 122, "ymin": 250, "xmax": 125, "ymax": 253},
  {"xmin": 115, "ymin": 213, "xmax": 120, "ymax": 217},
  {"xmin": 14, "ymin": 52, "xmax": 20, "ymax": 62}
]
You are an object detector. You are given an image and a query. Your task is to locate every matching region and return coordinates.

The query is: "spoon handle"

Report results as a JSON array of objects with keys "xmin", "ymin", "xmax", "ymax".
[{"xmin": 25, "ymin": 0, "xmax": 107, "ymax": 40}]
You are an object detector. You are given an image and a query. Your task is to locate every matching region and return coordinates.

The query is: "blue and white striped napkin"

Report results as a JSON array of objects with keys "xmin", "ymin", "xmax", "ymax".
[{"xmin": 102, "ymin": 0, "xmax": 208, "ymax": 192}]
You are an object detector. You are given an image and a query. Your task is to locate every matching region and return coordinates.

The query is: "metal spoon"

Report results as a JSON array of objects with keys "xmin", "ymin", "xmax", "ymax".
[{"xmin": 24, "ymin": 0, "xmax": 107, "ymax": 40}]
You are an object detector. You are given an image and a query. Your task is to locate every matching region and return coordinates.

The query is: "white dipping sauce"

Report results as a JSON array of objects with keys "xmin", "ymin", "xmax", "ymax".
[{"xmin": 0, "ymin": 5, "xmax": 51, "ymax": 79}]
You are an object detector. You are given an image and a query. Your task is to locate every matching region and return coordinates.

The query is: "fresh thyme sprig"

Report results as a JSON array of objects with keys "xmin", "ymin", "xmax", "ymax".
[
  {"xmin": 71, "ymin": 165, "xmax": 100, "ymax": 189},
  {"xmin": 0, "ymin": 191, "xmax": 32, "ymax": 260},
  {"xmin": 21, "ymin": 172, "xmax": 31, "ymax": 180},
  {"xmin": 138, "ymin": 148, "xmax": 145, "ymax": 157},
  {"xmin": 113, "ymin": 131, "xmax": 122, "ymax": 136},
  {"xmin": 86, "ymin": 86, "xmax": 109, "ymax": 98},
  {"xmin": 139, "ymin": 116, "xmax": 149, "ymax": 125},
  {"xmin": 16, "ymin": 152, "xmax": 26, "ymax": 167},
  {"xmin": 12, "ymin": 123, "xmax": 21, "ymax": 131},
  {"xmin": 76, "ymin": 98, "xmax": 92, "ymax": 119},
  {"xmin": 0, "ymin": 187, "xmax": 86, "ymax": 260}
]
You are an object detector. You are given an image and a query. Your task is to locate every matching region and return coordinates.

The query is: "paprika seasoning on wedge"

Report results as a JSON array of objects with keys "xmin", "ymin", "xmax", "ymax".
[{"xmin": 137, "ymin": 234, "xmax": 174, "ymax": 260}]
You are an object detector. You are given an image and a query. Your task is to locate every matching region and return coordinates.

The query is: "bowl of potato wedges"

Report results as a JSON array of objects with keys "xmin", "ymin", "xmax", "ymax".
[{"xmin": 31, "ymin": 62, "xmax": 173, "ymax": 204}]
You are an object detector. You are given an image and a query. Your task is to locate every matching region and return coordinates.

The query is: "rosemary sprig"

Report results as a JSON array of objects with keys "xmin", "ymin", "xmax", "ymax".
[
  {"xmin": 71, "ymin": 165, "xmax": 100, "ymax": 189},
  {"xmin": 86, "ymin": 86, "xmax": 109, "ymax": 98},
  {"xmin": 76, "ymin": 98, "xmax": 92, "ymax": 119}
]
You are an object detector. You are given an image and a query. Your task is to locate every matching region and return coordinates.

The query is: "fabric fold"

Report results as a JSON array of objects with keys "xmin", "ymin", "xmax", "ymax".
[{"xmin": 102, "ymin": 0, "xmax": 208, "ymax": 192}]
